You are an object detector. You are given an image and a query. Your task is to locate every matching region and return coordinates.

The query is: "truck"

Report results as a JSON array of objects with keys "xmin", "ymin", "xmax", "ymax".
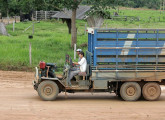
[{"xmin": 33, "ymin": 28, "xmax": 165, "ymax": 101}]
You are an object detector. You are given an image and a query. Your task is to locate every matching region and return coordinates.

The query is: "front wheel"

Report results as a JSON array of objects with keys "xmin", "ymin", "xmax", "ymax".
[
  {"xmin": 120, "ymin": 82, "xmax": 141, "ymax": 101},
  {"xmin": 37, "ymin": 80, "xmax": 59, "ymax": 101}
]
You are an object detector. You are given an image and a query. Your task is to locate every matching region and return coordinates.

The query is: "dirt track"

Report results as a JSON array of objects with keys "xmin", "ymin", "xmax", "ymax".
[{"xmin": 0, "ymin": 70, "xmax": 165, "ymax": 120}]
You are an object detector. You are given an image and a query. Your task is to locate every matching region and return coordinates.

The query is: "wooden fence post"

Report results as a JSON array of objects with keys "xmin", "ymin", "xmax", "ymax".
[
  {"xmin": 15, "ymin": 16, "xmax": 16, "ymax": 23},
  {"xmin": 32, "ymin": 12, "xmax": 34, "ymax": 21},
  {"xmin": 29, "ymin": 43, "xmax": 32, "ymax": 66},
  {"xmin": 13, "ymin": 21, "xmax": 15, "ymax": 32},
  {"xmin": 8, "ymin": 17, "xmax": 9, "ymax": 24},
  {"xmin": 45, "ymin": 11, "xmax": 47, "ymax": 20},
  {"xmin": 36, "ymin": 11, "xmax": 38, "ymax": 20}
]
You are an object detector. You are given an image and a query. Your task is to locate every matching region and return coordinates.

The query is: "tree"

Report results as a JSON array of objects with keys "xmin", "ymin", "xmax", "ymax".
[
  {"xmin": 44, "ymin": 0, "xmax": 115, "ymax": 48},
  {"xmin": 0, "ymin": 0, "xmax": 10, "ymax": 17},
  {"xmin": 0, "ymin": 0, "xmax": 34, "ymax": 16},
  {"xmin": 71, "ymin": 0, "xmax": 78, "ymax": 48}
]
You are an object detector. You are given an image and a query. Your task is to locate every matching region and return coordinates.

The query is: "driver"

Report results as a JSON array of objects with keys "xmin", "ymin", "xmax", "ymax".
[
  {"xmin": 67, "ymin": 51, "xmax": 87, "ymax": 86},
  {"xmin": 70, "ymin": 48, "xmax": 82, "ymax": 71}
]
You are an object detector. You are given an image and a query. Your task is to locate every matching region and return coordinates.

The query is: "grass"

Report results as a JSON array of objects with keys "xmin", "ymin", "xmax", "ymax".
[
  {"xmin": 103, "ymin": 7, "xmax": 165, "ymax": 28},
  {"xmin": 0, "ymin": 20, "xmax": 88, "ymax": 71},
  {"xmin": 1, "ymin": 7, "xmax": 165, "ymax": 71}
]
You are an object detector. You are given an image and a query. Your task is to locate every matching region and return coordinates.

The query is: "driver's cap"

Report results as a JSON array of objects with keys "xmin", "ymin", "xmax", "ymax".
[{"xmin": 76, "ymin": 49, "xmax": 82, "ymax": 52}]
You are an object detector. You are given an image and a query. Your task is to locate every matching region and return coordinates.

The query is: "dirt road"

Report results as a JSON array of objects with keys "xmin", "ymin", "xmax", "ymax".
[{"xmin": 0, "ymin": 70, "xmax": 165, "ymax": 120}]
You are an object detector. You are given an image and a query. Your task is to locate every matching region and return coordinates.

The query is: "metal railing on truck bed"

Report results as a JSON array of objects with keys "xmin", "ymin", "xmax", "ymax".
[{"xmin": 87, "ymin": 28, "xmax": 165, "ymax": 71}]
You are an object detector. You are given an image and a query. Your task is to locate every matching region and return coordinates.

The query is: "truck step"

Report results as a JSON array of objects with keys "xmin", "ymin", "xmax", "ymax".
[{"xmin": 65, "ymin": 85, "xmax": 89, "ymax": 90}]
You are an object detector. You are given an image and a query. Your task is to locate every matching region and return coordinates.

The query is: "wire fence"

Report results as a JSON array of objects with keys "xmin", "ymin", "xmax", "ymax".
[
  {"xmin": 110, "ymin": 15, "xmax": 165, "ymax": 22},
  {"xmin": 33, "ymin": 11, "xmax": 58, "ymax": 20}
]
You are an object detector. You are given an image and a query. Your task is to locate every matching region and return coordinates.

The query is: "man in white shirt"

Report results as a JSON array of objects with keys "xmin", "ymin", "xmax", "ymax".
[
  {"xmin": 67, "ymin": 51, "xmax": 87, "ymax": 86},
  {"xmin": 70, "ymin": 49, "xmax": 82, "ymax": 71}
]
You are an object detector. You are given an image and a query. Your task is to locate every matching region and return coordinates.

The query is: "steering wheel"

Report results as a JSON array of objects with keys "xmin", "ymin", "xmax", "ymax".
[
  {"xmin": 65, "ymin": 54, "xmax": 74, "ymax": 67},
  {"xmin": 65, "ymin": 54, "xmax": 70, "ymax": 64},
  {"xmin": 69, "ymin": 58, "xmax": 74, "ymax": 68}
]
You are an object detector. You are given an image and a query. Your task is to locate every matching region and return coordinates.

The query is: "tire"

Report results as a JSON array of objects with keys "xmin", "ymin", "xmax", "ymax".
[
  {"xmin": 37, "ymin": 80, "xmax": 59, "ymax": 101},
  {"xmin": 120, "ymin": 82, "xmax": 141, "ymax": 101},
  {"xmin": 142, "ymin": 82, "xmax": 161, "ymax": 101}
]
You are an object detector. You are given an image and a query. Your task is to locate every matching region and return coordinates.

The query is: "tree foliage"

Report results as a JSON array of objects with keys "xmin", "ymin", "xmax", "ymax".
[
  {"xmin": 115, "ymin": 0, "xmax": 161, "ymax": 9},
  {"xmin": 0, "ymin": 0, "xmax": 162, "ymax": 17},
  {"xmin": 85, "ymin": 0, "xmax": 115, "ymax": 18}
]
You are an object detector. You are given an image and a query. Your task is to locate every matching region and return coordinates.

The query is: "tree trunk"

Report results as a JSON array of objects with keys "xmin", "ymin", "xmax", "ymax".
[{"xmin": 71, "ymin": 8, "xmax": 77, "ymax": 48}]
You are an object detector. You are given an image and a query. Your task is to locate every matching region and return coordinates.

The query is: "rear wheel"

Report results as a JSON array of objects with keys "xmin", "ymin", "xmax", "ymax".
[
  {"xmin": 142, "ymin": 82, "xmax": 161, "ymax": 101},
  {"xmin": 37, "ymin": 80, "xmax": 59, "ymax": 101},
  {"xmin": 120, "ymin": 82, "xmax": 141, "ymax": 101}
]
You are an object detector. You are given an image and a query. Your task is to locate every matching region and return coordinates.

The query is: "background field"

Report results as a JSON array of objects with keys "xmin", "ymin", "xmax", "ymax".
[
  {"xmin": 0, "ymin": 20, "xmax": 87, "ymax": 71},
  {"xmin": 1, "ymin": 7, "xmax": 165, "ymax": 71}
]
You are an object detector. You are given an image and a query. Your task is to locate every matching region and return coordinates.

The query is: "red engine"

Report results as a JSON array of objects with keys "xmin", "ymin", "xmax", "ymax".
[{"xmin": 40, "ymin": 61, "xmax": 46, "ymax": 69}]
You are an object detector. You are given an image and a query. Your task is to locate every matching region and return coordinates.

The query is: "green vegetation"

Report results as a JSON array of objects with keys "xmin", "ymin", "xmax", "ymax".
[
  {"xmin": 0, "ymin": 0, "xmax": 162, "ymax": 17},
  {"xmin": 116, "ymin": 0, "xmax": 160, "ymax": 9},
  {"xmin": 1, "ymin": 8, "xmax": 165, "ymax": 71},
  {"xmin": 0, "ymin": 20, "xmax": 87, "ymax": 71},
  {"xmin": 104, "ymin": 8, "xmax": 165, "ymax": 28}
]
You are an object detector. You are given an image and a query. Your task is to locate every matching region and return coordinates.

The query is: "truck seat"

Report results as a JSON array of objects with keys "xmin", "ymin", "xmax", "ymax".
[
  {"xmin": 78, "ymin": 72, "xmax": 86, "ymax": 80},
  {"xmin": 76, "ymin": 64, "xmax": 90, "ymax": 81}
]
